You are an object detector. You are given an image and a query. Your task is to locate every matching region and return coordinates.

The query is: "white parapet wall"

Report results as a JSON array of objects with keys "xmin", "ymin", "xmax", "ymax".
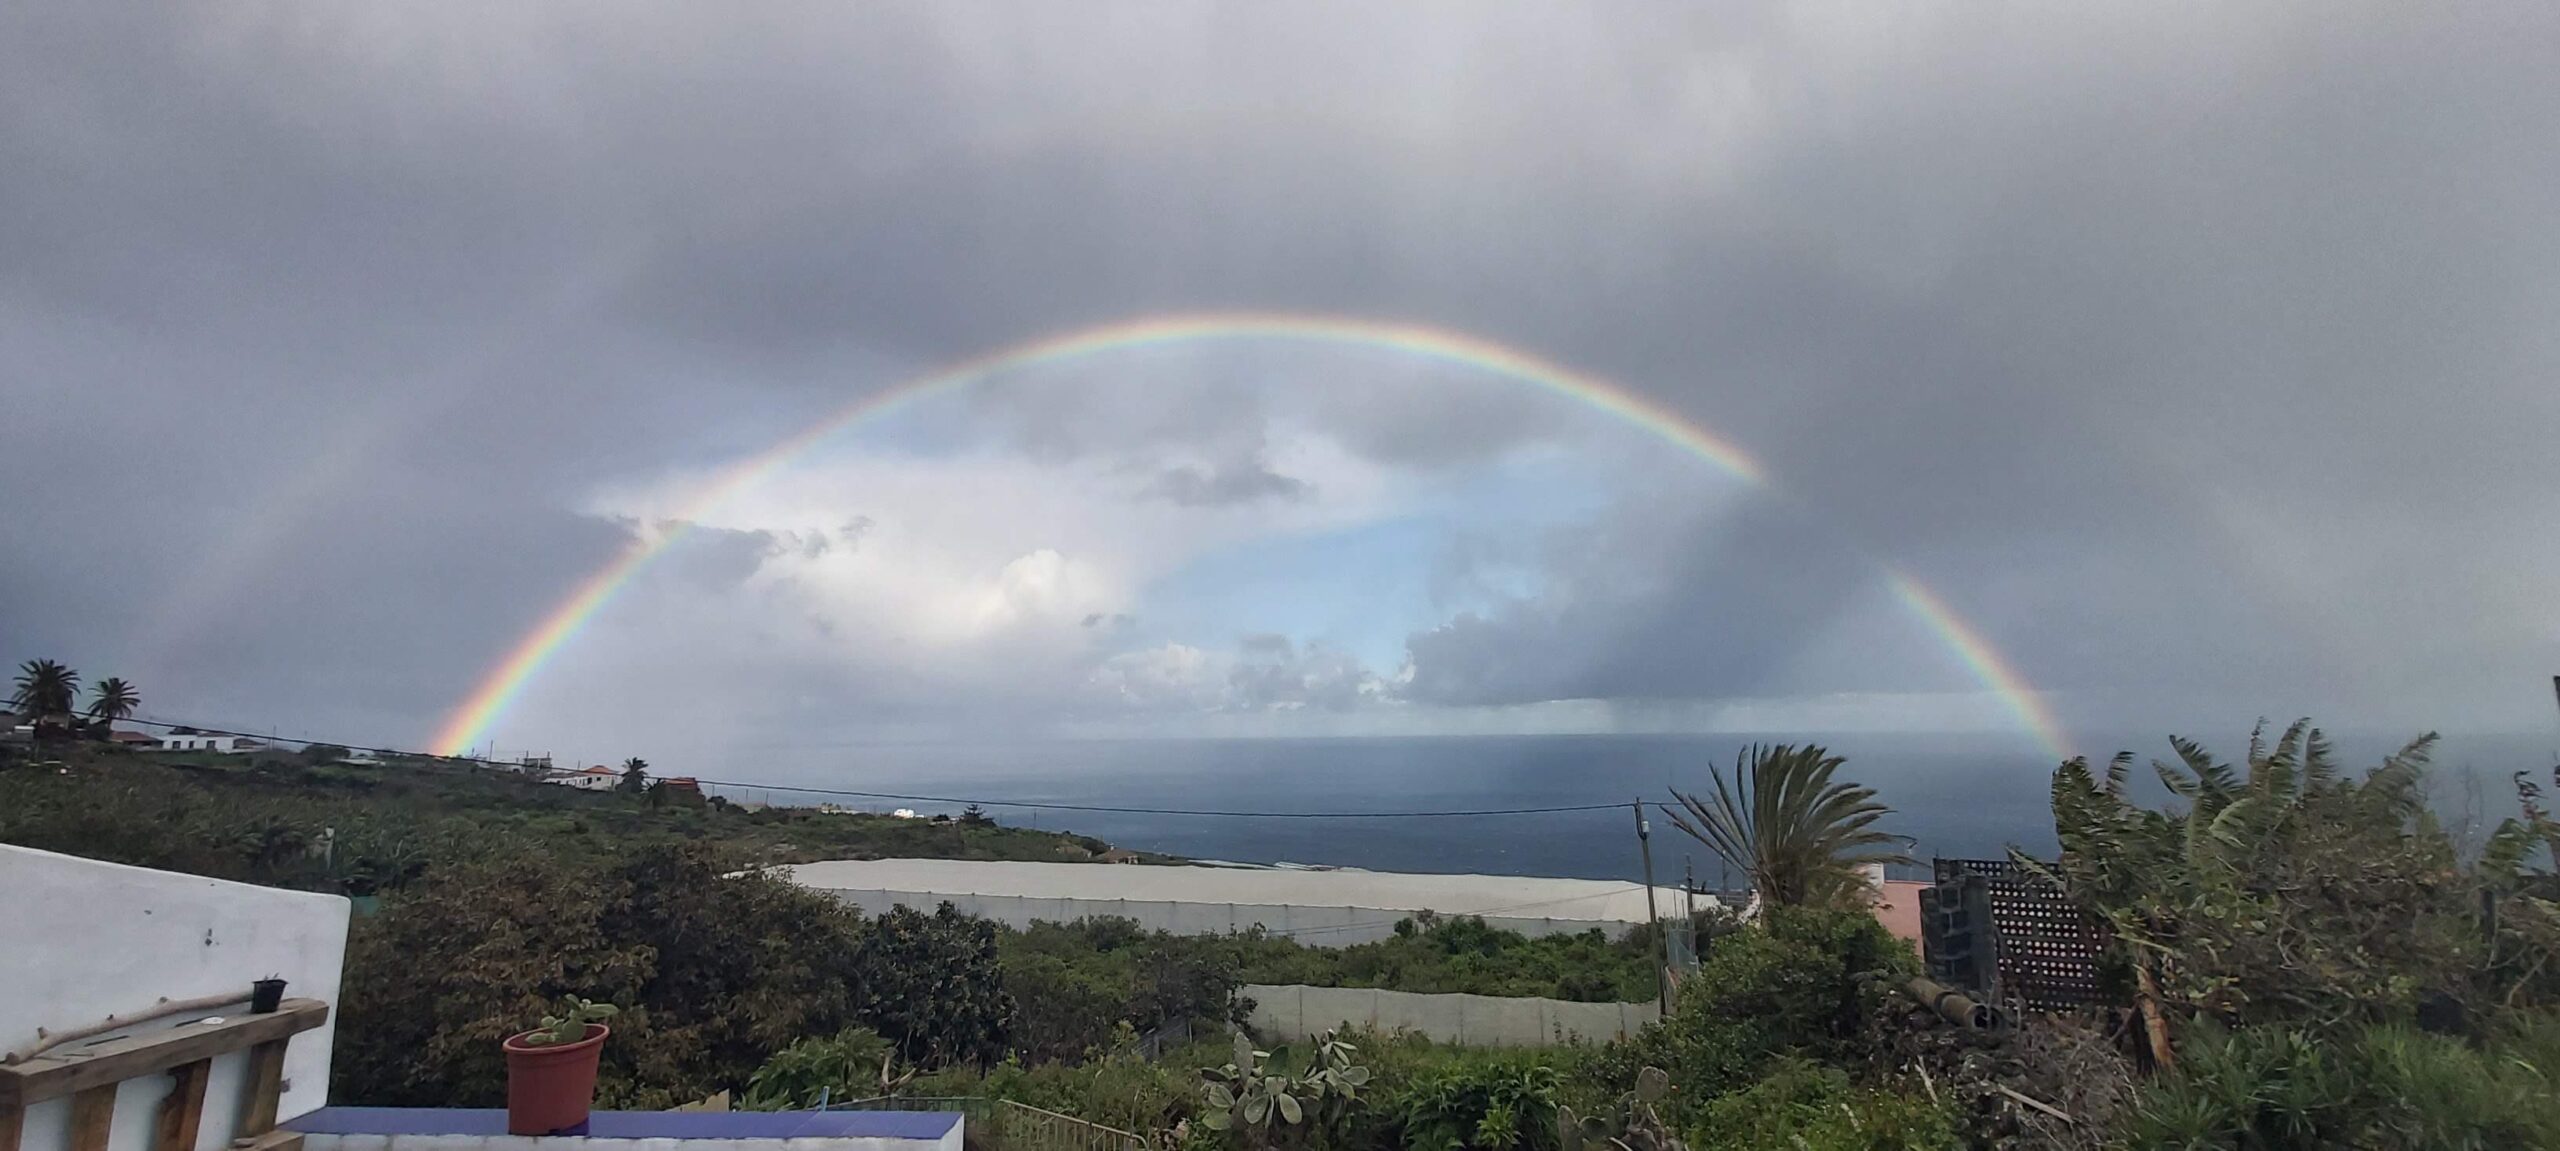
[
  {"xmin": 0, "ymin": 845, "xmax": 351, "ymax": 1151},
  {"xmin": 1241, "ymin": 984, "xmax": 1661, "ymax": 1047}
]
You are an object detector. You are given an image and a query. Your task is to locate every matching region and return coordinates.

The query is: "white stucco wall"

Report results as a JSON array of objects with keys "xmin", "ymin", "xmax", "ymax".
[{"xmin": 1, "ymin": 845, "xmax": 351, "ymax": 1151}]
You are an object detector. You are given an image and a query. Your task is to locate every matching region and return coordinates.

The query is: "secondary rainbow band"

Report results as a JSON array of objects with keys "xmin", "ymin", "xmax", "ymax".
[{"xmin": 432, "ymin": 312, "xmax": 2069, "ymax": 760}]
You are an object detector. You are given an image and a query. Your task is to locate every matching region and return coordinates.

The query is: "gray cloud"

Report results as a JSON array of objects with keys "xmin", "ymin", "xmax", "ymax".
[
  {"xmin": 1398, "ymin": 501, "xmax": 1876, "ymax": 707},
  {"xmin": 4, "ymin": 2, "xmax": 2556, "ymax": 750},
  {"xmin": 1228, "ymin": 635, "xmax": 1378, "ymax": 712},
  {"xmin": 1140, "ymin": 458, "xmax": 1309, "ymax": 507}
]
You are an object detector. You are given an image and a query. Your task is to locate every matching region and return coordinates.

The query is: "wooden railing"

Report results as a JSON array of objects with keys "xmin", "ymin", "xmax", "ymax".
[
  {"xmin": 0, "ymin": 1000, "xmax": 329, "ymax": 1151},
  {"xmin": 842, "ymin": 1096, "xmax": 1145, "ymax": 1151},
  {"xmin": 990, "ymin": 1101, "xmax": 1146, "ymax": 1151}
]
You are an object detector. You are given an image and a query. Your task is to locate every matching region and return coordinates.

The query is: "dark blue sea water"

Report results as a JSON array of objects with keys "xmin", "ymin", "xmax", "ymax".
[{"xmin": 706, "ymin": 732, "xmax": 2551, "ymax": 885}]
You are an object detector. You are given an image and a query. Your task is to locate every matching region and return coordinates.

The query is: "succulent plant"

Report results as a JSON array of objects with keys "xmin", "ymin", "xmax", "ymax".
[
  {"xmin": 1199, "ymin": 1029, "xmax": 1368, "ymax": 1142},
  {"xmin": 1556, "ymin": 1067, "xmax": 1686, "ymax": 1151},
  {"xmin": 522, "ymin": 995, "xmax": 619, "ymax": 1047}
]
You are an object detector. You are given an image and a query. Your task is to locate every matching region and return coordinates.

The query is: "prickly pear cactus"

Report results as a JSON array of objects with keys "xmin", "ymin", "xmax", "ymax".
[{"xmin": 1556, "ymin": 1067, "xmax": 1685, "ymax": 1151}]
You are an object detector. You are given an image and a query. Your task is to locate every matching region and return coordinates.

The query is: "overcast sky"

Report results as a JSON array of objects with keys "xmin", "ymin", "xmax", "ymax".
[{"xmin": 5, "ymin": 2, "xmax": 2556, "ymax": 767}]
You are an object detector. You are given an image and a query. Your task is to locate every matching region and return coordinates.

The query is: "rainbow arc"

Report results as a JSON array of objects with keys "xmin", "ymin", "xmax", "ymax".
[{"xmin": 431, "ymin": 314, "xmax": 2069, "ymax": 760}]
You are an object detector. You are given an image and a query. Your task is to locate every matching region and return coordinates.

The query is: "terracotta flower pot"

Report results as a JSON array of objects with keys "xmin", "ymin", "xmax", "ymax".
[{"xmin": 503, "ymin": 1024, "xmax": 609, "ymax": 1135}]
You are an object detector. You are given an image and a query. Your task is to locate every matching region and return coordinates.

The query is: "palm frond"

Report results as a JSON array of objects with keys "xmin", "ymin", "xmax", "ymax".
[{"xmin": 1668, "ymin": 743, "xmax": 1909, "ymax": 910}]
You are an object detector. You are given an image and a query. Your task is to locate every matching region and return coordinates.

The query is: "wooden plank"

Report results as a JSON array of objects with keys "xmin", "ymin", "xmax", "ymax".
[
  {"xmin": 229, "ymin": 1130, "xmax": 302, "ymax": 1151},
  {"xmin": 2, "ymin": 1101, "xmax": 24, "ymax": 1151},
  {"xmin": 236, "ymin": 1042, "xmax": 286, "ymax": 1138},
  {"xmin": 69, "ymin": 1085, "xmax": 117, "ymax": 1151},
  {"xmin": 0, "ymin": 1001, "xmax": 326, "ymax": 1108},
  {"xmin": 154, "ymin": 1060, "xmax": 211, "ymax": 1151}
]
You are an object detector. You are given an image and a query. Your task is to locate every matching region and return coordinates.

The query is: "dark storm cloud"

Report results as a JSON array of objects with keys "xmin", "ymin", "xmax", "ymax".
[
  {"xmin": 5, "ymin": 2, "xmax": 2557, "ymax": 743},
  {"xmin": 1398, "ymin": 501, "xmax": 1877, "ymax": 707}
]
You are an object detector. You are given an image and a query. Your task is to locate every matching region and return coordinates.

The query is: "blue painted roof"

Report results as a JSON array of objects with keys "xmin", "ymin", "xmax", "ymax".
[{"xmin": 287, "ymin": 1108, "xmax": 961, "ymax": 1140}]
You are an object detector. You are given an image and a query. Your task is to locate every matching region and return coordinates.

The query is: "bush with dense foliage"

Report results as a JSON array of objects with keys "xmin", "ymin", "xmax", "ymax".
[
  {"xmin": 1599, "ymin": 905, "xmax": 1916, "ymax": 1116},
  {"xmin": 1233, "ymin": 915, "xmax": 1659, "ymax": 1003},
  {"xmin": 742, "ymin": 1028, "xmax": 904, "ymax": 1109},
  {"xmin": 994, "ymin": 914, "xmax": 1656, "ymax": 1066},
  {"xmin": 2028, "ymin": 724, "xmax": 2560, "ymax": 1070},
  {"xmin": 2116, "ymin": 1014, "xmax": 2560, "ymax": 1149},
  {"xmin": 1387, "ymin": 1057, "xmax": 1560, "ymax": 1151},
  {"xmin": 335, "ymin": 845, "xmax": 1012, "ymax": 1108},
  {"xmin": 1001, "ymin": 918, "xmax": 1252, "ymax": 1062}
]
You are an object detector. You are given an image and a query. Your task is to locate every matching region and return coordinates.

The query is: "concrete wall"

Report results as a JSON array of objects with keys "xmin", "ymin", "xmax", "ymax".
[
  {"xmin": 1, "ymin": 845, "xmax": 351, "ymax": 1151},
  {"xmin": 1241, "ymin": 985, "xmax": 1660, "ymax": 1047},
  {"xmin": 824, "ymin": 889, "xmax": 1637, "ymax": 947}
]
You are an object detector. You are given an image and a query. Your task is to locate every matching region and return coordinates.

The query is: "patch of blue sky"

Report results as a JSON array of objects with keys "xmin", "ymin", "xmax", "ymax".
[{"xmin": 1134, "ymin": 451, "xmax": 1620, "ymax": 668}]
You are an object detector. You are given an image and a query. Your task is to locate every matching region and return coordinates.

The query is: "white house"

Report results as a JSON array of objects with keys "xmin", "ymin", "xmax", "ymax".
[
  {"xmin": 544, "ymin": 764, "xmax": 623, "ymax": 791},
  {"xmin": 151, "ymin": 729, "xmax": 267, "ymax": 754}
]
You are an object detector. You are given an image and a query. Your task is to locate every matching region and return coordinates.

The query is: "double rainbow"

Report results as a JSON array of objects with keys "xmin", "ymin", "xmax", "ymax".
[{"xmin": 431, "ymin": 313, "xmax": 2068, "ymax": 760}]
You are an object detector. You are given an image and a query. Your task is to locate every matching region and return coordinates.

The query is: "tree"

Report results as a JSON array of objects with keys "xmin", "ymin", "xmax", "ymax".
[
  {"xmin": 618, "ymin": 757, "xmax": 650, "ymax": 793},
  {"xmin": 11, "ymin": 659, "xmax": 79, "ymax": 728},
  {"xmin": 2017, "ymin": 721, "xmax": 2536, "ymax": 1071},
  {"xmin": 87, "ymin": 677, "xmax": 139, "ymax": 725},
  {"xmin": 1666, "ymin": 743, "xmax": 1909, "ymax": 911}
]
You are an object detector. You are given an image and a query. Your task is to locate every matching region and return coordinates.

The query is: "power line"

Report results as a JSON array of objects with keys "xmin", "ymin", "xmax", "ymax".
[{"xmin": 93, "ymin": 713, "xmax": 1634, "ymax": 820}]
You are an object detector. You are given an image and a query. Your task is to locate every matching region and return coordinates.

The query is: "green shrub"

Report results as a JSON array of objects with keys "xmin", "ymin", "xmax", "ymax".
[
  {"xmin": 742, "ymin": 1028, "xmax": 900, "ymax": 1109},
  {"xmin": 336, "ymin": 845, "xmax": 1012, "ymax": 1109},
  {"xmin": 1389, "ymin": 1057, "xmax": 1559, "ymax": 1151},
  {"xmin": 1001, "ymin": 919, "xmax": 1247, "ymax": 1062},
  {"xmin": 1233, "ymin": 916, "xmax": 1656, "ymax": 1003},
  {"xmin": 1690, "ymin": 1060, "xmax": 1956, "ymax": 1151},
  {"xmin": 1599, "ymin": 906, "xmax": 1914, "ymax": 1116},
  {"xmin": 2117, "ymin": 1016, "xmax": 2560, "ymax": 1150}
]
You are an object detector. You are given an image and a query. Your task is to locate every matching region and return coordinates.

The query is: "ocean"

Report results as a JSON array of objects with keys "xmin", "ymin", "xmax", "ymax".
[{"xmin": 707, "ymin": 731, "xmax": 2552, "ymax": 885}]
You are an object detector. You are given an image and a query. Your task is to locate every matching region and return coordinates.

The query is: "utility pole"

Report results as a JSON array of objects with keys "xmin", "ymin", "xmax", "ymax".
[
  {"xmin": 1684, "ymin": 857, "xmax": 1698, "ymax": 960},
  {"xmin": 1635, "ymin": 800, "xmax": 1665, "ymax": 1008}
]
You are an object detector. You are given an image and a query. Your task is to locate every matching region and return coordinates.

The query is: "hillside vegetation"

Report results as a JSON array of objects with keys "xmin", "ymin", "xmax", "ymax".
[
  {"xmin": 11, "ymin": 725, "xmax": 2560, "ymax": 1149},
  {"xmin": 0, "ymin": 743, "xmax": 1155, "ymax": 894}
]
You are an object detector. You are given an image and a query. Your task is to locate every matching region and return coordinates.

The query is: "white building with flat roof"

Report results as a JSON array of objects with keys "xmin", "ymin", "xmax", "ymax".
[{"xmin": 781, "ymin": 858, "xmax": 1695, "ymax": 946}]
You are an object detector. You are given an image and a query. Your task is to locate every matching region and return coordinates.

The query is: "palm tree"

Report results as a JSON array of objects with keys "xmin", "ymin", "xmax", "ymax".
[
  {"xmin": 88, "ymin": 677, "xmax": 139, "ymax": 725},
  {"xmin": 11, "ymin": 659, "xmax": 80, "ymax": 726},
  {"xmin": 619, "ymin": 756, "xmax": 651, "ymax": 793},
  {"xmin": 1666, "ymin": 743, "xmax": 1910, "ymax": 911}
]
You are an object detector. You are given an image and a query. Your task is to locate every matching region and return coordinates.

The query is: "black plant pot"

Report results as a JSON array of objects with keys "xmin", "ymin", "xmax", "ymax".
[{"xmin": 250, "ymin": 978, "xmax": 287, "ymax": 1014}]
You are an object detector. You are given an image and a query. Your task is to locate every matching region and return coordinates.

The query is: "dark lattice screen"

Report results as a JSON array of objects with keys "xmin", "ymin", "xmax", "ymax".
[{"xmin": 1933, "ymin": 858, "xmax": 2110, "ymax": 1012}]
